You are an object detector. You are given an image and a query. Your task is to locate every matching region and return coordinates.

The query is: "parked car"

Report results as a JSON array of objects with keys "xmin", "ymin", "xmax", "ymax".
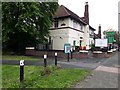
[{"xmin": 101, "ymin": 47, "xmax": 108, "ymax": 52}]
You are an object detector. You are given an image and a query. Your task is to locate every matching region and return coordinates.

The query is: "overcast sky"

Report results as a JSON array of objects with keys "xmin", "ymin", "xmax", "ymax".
[{"xmin": 58, "ymin": 0, "xmax": 119, "ymax": 34}]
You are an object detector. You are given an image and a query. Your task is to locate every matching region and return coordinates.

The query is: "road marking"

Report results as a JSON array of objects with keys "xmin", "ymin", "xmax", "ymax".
[{"xmin": 95, "ymin": 66, "xmax": 119, "ymax": 74}]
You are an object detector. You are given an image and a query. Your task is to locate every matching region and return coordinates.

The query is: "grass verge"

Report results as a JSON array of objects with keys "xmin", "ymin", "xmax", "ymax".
[
  {"xmin": 2, "ymin": 55, "xmax": 40, "ymax": 60},
  {"xmin": 2, "ymin": 65, "xmax": 90, "ymax": 88}
]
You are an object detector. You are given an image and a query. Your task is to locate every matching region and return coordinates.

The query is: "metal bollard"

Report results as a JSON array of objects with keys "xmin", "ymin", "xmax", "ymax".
[
  {"xmin": 20, "ymin": 60, "xmax": 24, "ymax": 82},
  {"xmin": 55, "ymin": 52, "xmax": 57, "ymax": 66},
  {"xmin": 44, "ymin": 55, "xmax": 47, "ymax": 67},
  {"xmin": 67, "ymin": 52, "xmax": 69, "ymax": 62}
]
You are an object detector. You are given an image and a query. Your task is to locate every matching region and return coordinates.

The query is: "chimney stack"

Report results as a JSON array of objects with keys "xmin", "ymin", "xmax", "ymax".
[
  {"xmin": 98, "ymin": 24, "xmax": 101, "ymax": 38},
  {"xmin": 84, "ymin": 2, "xmax": 89, "ymax": 24}
]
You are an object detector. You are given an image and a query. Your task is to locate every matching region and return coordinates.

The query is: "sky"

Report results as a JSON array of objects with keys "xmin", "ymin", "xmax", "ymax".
[{"xmin": 58, "ymin": 0, "xmax": 119, "ymax": 34}]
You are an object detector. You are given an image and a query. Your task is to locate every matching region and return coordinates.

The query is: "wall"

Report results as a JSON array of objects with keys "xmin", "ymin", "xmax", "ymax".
[
  {"xmin": 50, "ymin": 28, "xmax": 69, "ymax": 50},
  {"xmin": 89, "ymin": 28, "xmax": 95, "ymax": 46},
  {"xmin": 50, "ymin": 18, "xmax": 70, "ymax": 28},
  {"xmin": 49, "ymin": 17, "xmax": 93, "ymax": 50},
  {"xmin": 68, "ymin": 28, "xmax": 84, "ymax": 46},
  {"xmin": 26, "ymin": 49, "xmax": 89, "ymax": 59},
  {"xmin": 83, "ymin": 25, "xmax": 90, "ymax": 49}
]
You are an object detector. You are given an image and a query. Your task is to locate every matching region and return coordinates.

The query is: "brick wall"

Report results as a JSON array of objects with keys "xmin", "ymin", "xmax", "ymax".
[
  {"xmin": 26, "ymin": 49, "xmax": 113, "ymax": 58},
  {"xmin": 26, "ymin": 49, "xmax": 89, "ymax": 59}
]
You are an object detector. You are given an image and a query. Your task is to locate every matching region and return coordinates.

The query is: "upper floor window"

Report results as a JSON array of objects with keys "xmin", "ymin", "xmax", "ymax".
[
  {"xmin": 54, "ymin": 19, "xmax": 58, "ymax": 28},
  {"xmin": 73, "ymin": 20, "xmax": 77, "ymax": 28},
  {"xmin": 80, "ymin": 24, "xmax": 83, "ymax": 31}
]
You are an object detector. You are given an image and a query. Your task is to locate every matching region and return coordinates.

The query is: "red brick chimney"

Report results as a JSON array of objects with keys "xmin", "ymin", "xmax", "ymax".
[
  {"xmin": 98, "ymin": 24, "xmax": 101, "ymax": 38},
  {"xmin": 84, "ymin": 2, "xmax": 89, "ymax": 24}
]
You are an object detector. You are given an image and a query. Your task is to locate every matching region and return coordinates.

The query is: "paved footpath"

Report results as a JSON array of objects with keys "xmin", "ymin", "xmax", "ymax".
[{"xmin": 74, "ymin": 52, "xmax": 119, "ymax": 88}]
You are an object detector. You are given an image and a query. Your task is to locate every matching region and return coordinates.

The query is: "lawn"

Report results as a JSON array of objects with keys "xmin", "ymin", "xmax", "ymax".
[
  {"xmin": 2, "ymin": 55, "xmax": 40, "ymax": 61},
  {"xmin": 2, "ymin": 65, "xmax": 91, "ymax": 88}
]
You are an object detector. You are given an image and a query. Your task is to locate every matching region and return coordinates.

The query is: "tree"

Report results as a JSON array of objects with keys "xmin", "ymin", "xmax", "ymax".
[{"xmin": 2, "ymin": 2, "xmax": 58, "ymax": 54}]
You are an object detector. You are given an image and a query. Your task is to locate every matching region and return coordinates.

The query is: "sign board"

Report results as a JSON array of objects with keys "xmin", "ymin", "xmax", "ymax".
[
  {"xmin": 95, "ymin": 39, "xmax": 108, "ymax": 47},
  {"xmin": 108, "ymin": 37, "xmax": 114, "ymax": 44},
  {"xmin": 20, "ymin": 60, "xmax": 24, "ymax": 66},
  {"xmin": 64, "ymin": 44, "xmax": 71, "ymax": 54}
]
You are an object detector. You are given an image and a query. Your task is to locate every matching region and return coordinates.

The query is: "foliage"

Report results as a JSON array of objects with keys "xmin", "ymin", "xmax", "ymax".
[
  {"xmin": 90, "ymin": 44, "xmax": 95, "ymax": 52},
  {"xmin": 2, "ymin": 2, "xmax": 58, "ymax": 53},
  {"xmin": 75, "ymin": 46, "xmax": 79, "ymax": 51},
  {"xmin": 103, "ymin": 29, "xmax": 120, "ymax": 44},
  {"xmin": 2, "ymin": 65, "xmax": 90, "ymax": 88}
]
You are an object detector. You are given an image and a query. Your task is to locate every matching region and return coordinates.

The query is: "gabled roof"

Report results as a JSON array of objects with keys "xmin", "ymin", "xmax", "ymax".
[
  {"xmin": 54, "ymin": 5, "xmax": 70, "ymax": 18},
  {"xmin": 54, "ymin": 5, "xmax": 95, "ymax": 31},
  {"xmin": 89, "ymin": 25, "xmax": 96, "ymax": 31},
  {"xmin": 54, "ymin": 5, "xmax": 87, "ymax": 25}
]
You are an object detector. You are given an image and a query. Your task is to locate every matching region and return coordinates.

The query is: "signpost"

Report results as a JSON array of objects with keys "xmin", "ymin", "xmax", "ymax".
[
  {"xmin": 106, "ymin": 31, "xmax": 115, "ymax": 44},
  {"xmin": 70, "ymin": 47, "xmax": 73, "ymax": 59},
  {"xmin": 64, "ymin": 44, "xmax": 71, "ymax": 62},
  {"xmin": 64, "ymin": 44, "xmax": 71, "ymax": 54}
]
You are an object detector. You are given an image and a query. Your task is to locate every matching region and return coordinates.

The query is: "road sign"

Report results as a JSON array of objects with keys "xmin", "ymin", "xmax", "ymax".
[
  {"xmin": 95, "ymin": 39, "xmax": 108, "ymax": 47},
  {"xmin": 64, "ymin": 44, "xmax": 71, "ymax": 54}
]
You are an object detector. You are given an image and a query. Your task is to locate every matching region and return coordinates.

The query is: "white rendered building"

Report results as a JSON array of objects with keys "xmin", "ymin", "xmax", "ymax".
[{"xmin": 49, "ymin": 2, "xmax": 95, "ymax": 50}]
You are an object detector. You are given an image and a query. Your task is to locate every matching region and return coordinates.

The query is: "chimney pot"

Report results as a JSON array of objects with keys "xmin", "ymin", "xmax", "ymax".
[
  {"xmin": 85, "ymin": 2, "xmax": 88, "ymax": 5},
  {"xmin": 84, "ymin": 2, "xmax": 89, "ymax": 24}
]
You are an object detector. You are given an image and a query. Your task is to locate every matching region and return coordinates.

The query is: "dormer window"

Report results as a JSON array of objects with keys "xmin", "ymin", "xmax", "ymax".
[{"xmin": 54, "ymin": 19, "xmax": 58, "ymax": 28}]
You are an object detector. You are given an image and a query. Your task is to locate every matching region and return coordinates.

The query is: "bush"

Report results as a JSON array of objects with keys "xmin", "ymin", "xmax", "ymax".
[
  {"xmin": 75, "ymin": 46, "xmax": 79, "ymax": 51},
  {"xmin": 90, "ymin": 44, "xmax": 95, "ymax": 52}
]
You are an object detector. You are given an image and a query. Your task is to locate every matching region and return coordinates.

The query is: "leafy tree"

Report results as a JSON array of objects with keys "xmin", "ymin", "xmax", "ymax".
[{"xmin": 2, "ymin": 2, "xmax": 58, "ymax": 54}]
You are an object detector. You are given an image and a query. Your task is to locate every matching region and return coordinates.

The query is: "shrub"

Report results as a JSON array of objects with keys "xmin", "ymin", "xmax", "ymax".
[{"xmin": 90, "ymin": 44, "xmax": 95, "ymax": 52}]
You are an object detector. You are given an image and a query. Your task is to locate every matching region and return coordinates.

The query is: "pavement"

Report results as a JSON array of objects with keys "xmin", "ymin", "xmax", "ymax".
[
  {"xmin": 2, "ymin": 51, "xmax": 119, "ymax": 88},
  {"xmin": 74, "ymin": 51, "xmax": 119, "ymax": 88}
]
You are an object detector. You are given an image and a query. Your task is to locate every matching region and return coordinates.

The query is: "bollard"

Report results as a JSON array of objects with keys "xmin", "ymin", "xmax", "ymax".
[
  {"xmin": 20, "ymin": 60, "xmax": 24, "ymax": 82},
  {"xmin": 67, "ymin": 51, "xmax": 70, "ymax": 62},
  {"xmin": 71, "ymin": 50, "xmax": 73, "ymax": 59},
  {"xmin": 44, "ymin": 55, "xmax": 47, "ymax": 67},
  {"xmin": 55, "ymin": 52, "xmax": 57, "ymax": 66},
  {"xmin": 71, "ymin": 48, "xmax": 73, "ymax": 59}
]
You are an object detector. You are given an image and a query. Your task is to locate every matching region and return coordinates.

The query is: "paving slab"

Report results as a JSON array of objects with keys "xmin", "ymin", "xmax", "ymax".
[{"xmin": 74, "ymin": 70, "xmax": 118, "ymax": 88}]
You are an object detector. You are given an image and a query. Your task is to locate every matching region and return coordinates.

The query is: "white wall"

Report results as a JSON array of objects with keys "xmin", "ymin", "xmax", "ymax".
[
  {"xmin": 69, "ymin": 18, "xmax": 84, "ymax": 31},
  {"xmin": 49, "ymin": 17, "xmax": 94, "ymax": 50},
  {"xmin": 68, "ymin": 28, "xmax": 84, "ymax": 46},
  {"xmin": 50, "ymin": 28, "xmax": 69, "ymax": 50},
  {"xmin": 82, "ymin": 25, "xmax": 90, "ymax": 49},
  {"xmin": 58, "ymin": 18, "xmax": 69, "ymax": 27},
  {"xmin": 50, "ymin": 18, "xmax": 70, "ymax": 28},
  {"xmin": 89, "ymin": 28, "xmax": 94, "ymax": 46},
  {"xmin": 50, "ymin": 27, "xmax": 84, "ymax": 50}
]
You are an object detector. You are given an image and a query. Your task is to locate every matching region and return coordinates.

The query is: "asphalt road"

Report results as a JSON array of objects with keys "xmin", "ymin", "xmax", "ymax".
[{"xmin": 2, "ymin": 52, "xmax": 119, "ymax": 70}]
